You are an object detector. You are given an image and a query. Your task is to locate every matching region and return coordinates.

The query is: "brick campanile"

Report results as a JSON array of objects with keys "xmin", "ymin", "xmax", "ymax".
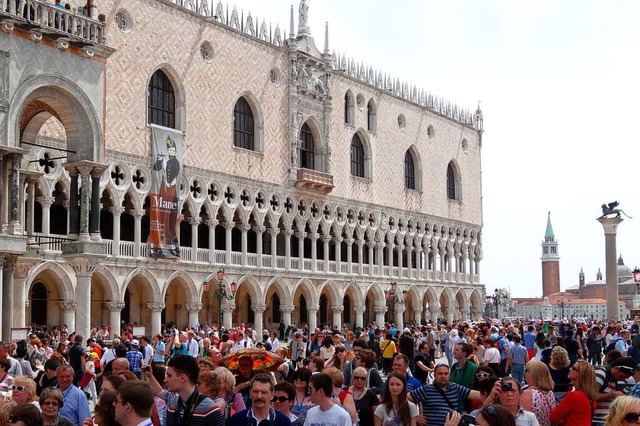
[{"xmin": 541, "ymin": 212, "xmax": 560, "ymax": 297}]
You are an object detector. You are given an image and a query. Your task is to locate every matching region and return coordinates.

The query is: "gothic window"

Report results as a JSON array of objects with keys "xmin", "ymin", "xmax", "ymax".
[
  {"xmin": 299, "ymin": 123, "xmax": 315, "ymax": 170},
  {"xmin": 351, "ymin": 134, "xmax": 365, "ymax": 177},
  {"xmin": 405, "ymin": 150, "xmax": 416, "ymax": 190},
  {"xmin": 344, "ymin": 91, "xmax": 355, "ymax": 124},
  {"xmin": 367, "ymin": 99, "xmax": 377, "ymax": 132},
  {"xmin": 148, "ymin": 70, "xmax": 175, "ymax": 128},
  {"xmin": 447, "ymin": 163, "xmax": 456, "ymax": 199},
  {"xmin": 233, "ymin": 97, "xmax": 255, "ymax": 150}
]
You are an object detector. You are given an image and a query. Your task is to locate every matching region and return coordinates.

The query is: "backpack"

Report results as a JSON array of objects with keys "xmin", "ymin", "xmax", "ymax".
[{"xmin": 604, "ymin": 338, "xmax": 624, "ymax": 354}]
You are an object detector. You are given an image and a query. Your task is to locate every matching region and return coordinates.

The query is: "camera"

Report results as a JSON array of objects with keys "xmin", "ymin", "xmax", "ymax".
[
  {"xmin": 458, "ymin": 414, "xmax": 476, "ymax": 425},
  {"xmin": 501, "ymin": 381, "xmax": 513, "ymax": 392}
]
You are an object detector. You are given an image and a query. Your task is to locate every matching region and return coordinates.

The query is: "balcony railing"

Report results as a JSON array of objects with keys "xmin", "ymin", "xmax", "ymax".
[
  {"xmin": 295, "ymin": 168, "xmax": 334, "ymax": 194},
  {"xmin": 1, "ymin": 0, "xmax": 109, "ymax": 52}
]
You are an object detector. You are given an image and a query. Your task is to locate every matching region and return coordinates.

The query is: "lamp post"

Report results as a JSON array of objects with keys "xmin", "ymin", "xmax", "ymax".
[
  {"xmin": 203, "ymin": 269, "xmax": 237, "ymax": 328},
  {"xmin": 490, "ymin": 288, "xmax": 506, "ymax": 318},
  {"xmin": 384, "ymin": 282, "xmax": 408, "ymax": 325},
  {"xmin": 558, "ymin": 298, "xmax": 571, "ymax": 319}
]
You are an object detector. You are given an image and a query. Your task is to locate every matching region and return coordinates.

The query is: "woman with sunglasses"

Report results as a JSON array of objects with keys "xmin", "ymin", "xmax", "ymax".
[
  {"xmin": 549, "ymin": 360, "xmax": 599, "ymax": 426},
  {"xmin": 291, "ymin": 367, "xmax": 315, "ymax": 422},
  {"xmin": 605, "ymin": 395, "xmax": 640, "ymax": 426},
  {"xmin": 324, "ymin": 344, "xmax": 347, "ymax": 370},
  {"xmin": 11, "ymin": 377, "xmax": 39, "ymax": 408},
  {"xmin": 40, "ymin": 387, "xmax": 73, "ymax": 426},
  {"xmin": 6, "ymin": 404, "xmax": 42, "ymax": 426},
  {"xmin": 350, "ymin": 366, "xmax": 379, "ymax": 426},
  {"xmin": 520, "ymin": 360, "xmax": 556, "ymax": 426},
  {"xmin": 374, "ymin": 372, "xmax": 417, "ymax": 426}
]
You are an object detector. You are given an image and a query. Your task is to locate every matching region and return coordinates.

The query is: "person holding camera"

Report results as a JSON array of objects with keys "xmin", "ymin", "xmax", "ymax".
[{"xmin": 482, "ymin": 377, "xmax": 539, "ymax": 426}]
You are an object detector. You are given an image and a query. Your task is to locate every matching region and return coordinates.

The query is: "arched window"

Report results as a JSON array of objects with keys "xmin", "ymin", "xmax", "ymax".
[
  {"xmin": 405, "ymin": 151, "xmax": 416, "ymax": 189},
  {"xmin": 367, "ymin": 99, "xmax": 376, "ymax": 132},
  {"xmin": 344, "ymin": 91, "xmax": 354, "ymax": 124},
  {"xmin": 148, "ymin": 70, "xmax": 175, "ymax": 128},
  {"xmin": 299, "ymin": 123, "xmax": 315, "ymax": 170},
  {"xmin": 233, "ymin": 97, "xmax": 255, "ymax": 150},
  {"xmin": 447, "ymin": 163, "xmax": 456, "ymax": 199},
  {"xmin": 350, "ymin": 134, "xmax": 365, "ymax": 177}
]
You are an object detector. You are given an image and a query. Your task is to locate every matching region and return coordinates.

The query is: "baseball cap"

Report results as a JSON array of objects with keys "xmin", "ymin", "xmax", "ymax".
[{"xmin": 131, "ymin": 339, "xmax": 139, "ymax": 346}]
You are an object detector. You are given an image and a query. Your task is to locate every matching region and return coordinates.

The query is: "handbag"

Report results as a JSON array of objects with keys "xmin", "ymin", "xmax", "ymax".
[{"xmin": 78, "ymin": 371, "xmax": 94, "ymax": 388}]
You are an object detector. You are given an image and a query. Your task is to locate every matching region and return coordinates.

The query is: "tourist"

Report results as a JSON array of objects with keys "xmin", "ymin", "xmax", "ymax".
[
  {"xmin": 519, "ymin": 360, "xmax": 556, "ymax": 426},
  {"xmin": 57, "ymin": 364, "xmax": 91, "ymax": 426},
  {"xmin": 7, "ymin": 404, "xmax": 43, "ymax": 426},
  {"xmin": 357, "ymin": 349, "xmax": 384, "ymax": 394},
  {"xmin": 323, "ymin": 367, "xmax": 357, "ymax": 424},
  {"xmin": 11, "ymin": 376, "xmax": 39, "ymax": 408},
  {"xmin": 92, "ymin": 390, "xmax": 121, "ymax": 426},
  {"xmin": 605, "ymin": 395, "xmax": 640, "ymax": 426},
  {"xmin": 374, "ymin": 371, "xmax": 418, "ymax": 426},
  {"xmin": 379, "ymin": 333, "xmax": 396, "ymax": 374},
  {"xmin": 228, "ymin": 373, "xmax": 290, "ymax": 426},
  {"xmin": 446, "ymin": 405, "xmax": 515, "ymax": 426},
  {"xmin": 272, "ymin": 381, "xmax": 303, "ymax": 425},
  {"xmin": 0, "ymin": 358, "xmax": 15, "ymax": 393},
  {"xmin": 113, "ymin": 381, "xmax": 155, "ymax": 426},
  {"xmin": 548, "ymin": 346, "xmax": 571, "ymax": 396},
  {"xmin": 349, "ymin": 366, "xmax": 379, "ymax": 426},
  {"xmin": 40, "ymin": 387, "xmax": 73, "ymax": 426},
  {"xmin": 212, "ymin": 366, "xmax": 245, "ymax": 418},
  {"xmin": 291, "ymin": 367, "xmax": 314, "ymax": 422},
  {"xmin": 304, "ymin": 373, "xmax": 352, "ymax": 426},
  {"xmin": 594, "ymin": 356, "xmax": 637, "ymax": 425},
  {"xmin": 487, "ymin": 377, "xmax": 539, "ymax": 426},
  {"xmin": 550, "ymin": 359, "xmax": 598, "ymax": 426}
]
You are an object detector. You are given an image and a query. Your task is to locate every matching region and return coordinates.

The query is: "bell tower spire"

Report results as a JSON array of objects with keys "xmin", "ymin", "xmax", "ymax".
[{"xmin": 541, "ymin": 211, "xmax": 560, "ymax": 297}]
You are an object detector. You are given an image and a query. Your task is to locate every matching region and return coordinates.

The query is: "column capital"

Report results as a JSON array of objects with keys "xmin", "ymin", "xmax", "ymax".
[
  {"xmin": 253, "ymin": 225, "xmax": 266, "ymax": 234},
  {"xmin": 354, "ymin": 306, "xmax": 367, "ymax": 314},
  {"xmin": 184, "ymin": 302, "xmax": 203, "ymax": 312},
  {"xmin": 321, "ymin": 235, "xmax": 332, "ymax": 243},
  {"xmin": 69, "ymin": 260, "xmax": 97, "ymax": 278},
  {"xmin": 37, "ymin": 196, "xmax": 55, "ymax": 207},
  {"xmin": 239, "ymin": 223, "xmax": 251, "ymax": 232},
  {"xmin": 396, "ymin": 244, "xmax": 405, "ymax": 252},
  {"xmin": 105, "ymin": 301, "xmax": 126, "ymax": 311},
  {"xmin": 307, "ymin": 306, "xmax": 319, "ymax": 313},
  {"xmin": 373, "ymin": 306, "xmax": 387, "ymax": 314},
  {"xmin": 268, "ymin": 227, "xmax": 280, "ymax": 236},
  {"xmin": 344, "ymin": 238, "xmax": 354, "ymax": 246},
  {"xmin": 597, "ymin": 217, "xmax": 624, "ymax": 234},
  {"xmin": 223, "ymin": 221, "xmax": 235, "ymax": 231},
  {"xmin": 330, "ymin": 305, "xmax": 344, "ymax": 313},
  {"xmin": 252, "ymin": 304, "xmax": 267, "ymax": 313},
  {"xmin": 110, "ymin": 206, "xmax": 125, "ymax": 216},
  {"xmin": 59, "ymin": 300, "xmax": 78, "ymax": 311},
  {"xmin": 309, "ymin": 233, "xmax": 319, "ymax": 240},
  {"xmin": 333, "ymin": 236, "xmax": 343, "ymax": 244},
  {"xmin": 221, "ymin": 302, "xmax": 236, "ymax": 313},
  {"xmin": 146, "ymin": 302, "xmax": 166, "ymax": 312},
  {"xmin": 205, "ymin": 218, "xmax": 218, "ymax": 227},
  {"xmin": 280, "ymin": 304, "xmax": 295, "ymax": 313},
  {"xmin": 132, "ymin": 209, "xmax": 146, "ymax": 219},
  {"xmin": 285, "ymin": 229, "xmax": 294, "ymax": 237},
  {"xmin": 190, "ymin": 217, "xmax": 202, "ymax": 226},
  {"xmin": 296, "ymin": 231, "xmax": 307, "ymax": 239}
]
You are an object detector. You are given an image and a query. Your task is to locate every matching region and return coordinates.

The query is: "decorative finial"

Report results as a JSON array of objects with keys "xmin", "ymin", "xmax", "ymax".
[
  {"xmin": 289, "ymin": 5, "xmax": 294, "ymax": 39},
  {"xmin": 297, "ymin": 0, "xmax": 310, "ymax": 36},
  {"xmin": 323, "ymin": 21, "xmax": 329, "ymax": 54}
]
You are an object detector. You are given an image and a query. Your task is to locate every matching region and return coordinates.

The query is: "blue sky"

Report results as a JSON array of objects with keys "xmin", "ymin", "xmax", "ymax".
[{"xmin": 236, "ymin": 0, "xmax": 640, "ymax": 297}]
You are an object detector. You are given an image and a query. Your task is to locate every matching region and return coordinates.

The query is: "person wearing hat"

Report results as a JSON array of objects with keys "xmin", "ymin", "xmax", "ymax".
[
  {"xmin": 67, "ymin": 335, "xmax": 86, "ymax": 386},
  {"xmin": 82, "ymin": 351, "xmax": 98, "ymax": 405},
  {"xmin": 125, "ymin": 339, "xmax": 143, "ymax": 378}
]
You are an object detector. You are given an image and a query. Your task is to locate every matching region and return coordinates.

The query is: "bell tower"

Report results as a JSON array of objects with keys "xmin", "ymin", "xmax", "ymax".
[{"xmin": 541, "ymin": 212, "xmax": 560, "ymax": 297}]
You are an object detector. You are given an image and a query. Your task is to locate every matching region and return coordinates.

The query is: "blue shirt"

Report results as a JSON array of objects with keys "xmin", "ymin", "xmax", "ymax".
[
  {"xmin": 509, "ymin": 343, "xmax": 528, "ymax": 365},
  {"xmin": 523, "ymin": 332, "xmax": 537, "ymax": 350},
  {"xmin": 154, "ymin": 342, "xmax": 166, "ymax": 362},
  {"xmin": 59, "ymin": 385, "xmax": 91, "ymax": 426},
  {"xmin": 126, "ymin": 349, "xmax": 143, "ymax": 373},
  {"xmin": 410, "ymin": 383, "xmax": 471, "ymax": 426},
  {"xmin": 229, "ymin": 409, "xmax": 291, "ymax": 426}
]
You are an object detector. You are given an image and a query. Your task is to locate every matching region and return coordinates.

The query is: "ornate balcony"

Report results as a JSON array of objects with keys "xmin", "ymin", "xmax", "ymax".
[
  {"xmin": 0, "ymin": 0, "xmax": 112, "ymax": 57},
  {"xmin": 295, "ymin": 168, "xmax": 334, "ymax": 193}
]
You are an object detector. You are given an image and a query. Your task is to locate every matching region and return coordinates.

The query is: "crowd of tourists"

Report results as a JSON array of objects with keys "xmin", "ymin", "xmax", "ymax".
[{"xmin": 2, "ymin": 316, "xmax": 640, "ymax": 426}]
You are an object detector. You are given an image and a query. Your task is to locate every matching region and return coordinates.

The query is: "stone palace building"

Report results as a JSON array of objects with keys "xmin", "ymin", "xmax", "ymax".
[{"xmin": 0, "ymin": 0, "xmax": 485, "ymax": 340}]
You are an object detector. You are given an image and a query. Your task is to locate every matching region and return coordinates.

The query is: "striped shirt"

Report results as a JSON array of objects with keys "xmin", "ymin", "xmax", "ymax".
[
  {"xmin": 409, "ymin": 383, "xmax": 470, "ymax": 426},
  {"xmin": 509, "ymin": 344, "xmax": 528, "ymax": 365},
  {"xmin": 166, "ymin": 391, "xmax": 225, "ymax": 426}
]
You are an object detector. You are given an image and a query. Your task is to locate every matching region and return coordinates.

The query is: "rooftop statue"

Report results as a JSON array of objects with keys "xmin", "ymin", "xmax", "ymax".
[{"xmin": 599, "ymin": 201, "xmax": 633, "ymax": 219}]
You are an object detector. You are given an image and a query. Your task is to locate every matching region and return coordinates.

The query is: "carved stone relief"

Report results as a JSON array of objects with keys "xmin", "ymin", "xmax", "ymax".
[{"xmin": 0, "ymin": 50, "xmax": 8, "ymax": 113}]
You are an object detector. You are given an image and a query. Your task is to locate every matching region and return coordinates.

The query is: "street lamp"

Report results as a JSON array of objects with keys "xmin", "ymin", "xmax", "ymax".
[
  {"xmin": 632, "ymin": 267, "xmax": 640, "ymax": 292},
  {"xmin": 384, "ymin": 282, "xmax": 408, "ymax": 323},
  {"xmin": 203, "ymin": 269, "xmax": 237, "ymax": 328},
  {"xmin": 490, "ymin": 288, "xmax": 506, "ymax": 318},
  {"xmin": 558, "ymin": 298, "xmax": 571, "ymax": 319}
]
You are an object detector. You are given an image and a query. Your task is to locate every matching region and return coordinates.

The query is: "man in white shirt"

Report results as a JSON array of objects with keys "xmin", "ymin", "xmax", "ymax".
[
  {"xmin": 100, "ymin": 338, "xmax": 120, "ymax": 369},
  {"xmin": 140, "ymin": 336, "xmax": 154, "ymax": 365},
  {"xmin": 304, "ymin": 373, "xmax": 351, "ymax": 426},
  {"xmin": 186, "ymin": 331, "xmax": 200, "ymax": 358},
  {"xmin": 231, "ymin": 329, "xmax": 254, "ymax": 353}
]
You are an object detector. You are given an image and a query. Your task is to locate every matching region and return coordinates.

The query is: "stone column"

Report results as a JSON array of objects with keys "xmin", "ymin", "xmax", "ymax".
[
  {"xmin": 185, "ymin": 303, "xmax": 202, "ymax": 329},
  {"xmin": 406, "ymin": 245, "xmax": 413, "ymax": 279},
  {"xmin": 307, "ymin": 307, "xmax": 319, "ymax": 331},
  {"xmin": 255, "ymin": 226, "xmax": 265, "ymax": 267},
  {"xmin": 191, "ymin": 218, "xmax": 201, "ymax": 262},
  {"xmin": 252, "ymin": 304, "xmax": 266, "ymax": 335},
  {"xmin": 462, "ymin": 306, "xmax": 470, "ymax": 321},
  {"xmin": 1, "ymin": 257, "xmax": 16, "ymax": 340},
  {"xmin": 284, "ymin": 230, "xmax": 293, "ymax": 270},
  {"xmin": 0, "ymin": 258, "xmax": 4, "ymax": 340},
  {"xmin": 269, "ymin": 228, "xmax": 279, "ymax": 267},
  {"xmin": 387, "ymin": 243, "xmax": 394, "ymax": 277},
  {"xmin": 77, "ymin": 166, "xmax": 92, "ymax": 241},
  {"xmin": 367, "ymin": 241, "xmax": 375, "ymax": 275},
  {"xmin": 240, "ymin": 224, "xmax": 249, "ymax": 266},
  {"xmin": 354, "ymin": 306, "xmax": 366, "ymax": 329},
  {"xmin": 38, "ymin": 196, "xmax": 54, "ymax": 241},
  {"xmin": 222, "ymin": 302, "xmax": 235, "ymax": 329},
  {"xmin": 373, "ymin": 306, "xmax": 387, "ymax": 327},
  {"xmin": 445, "ymin": 305, "xmax": 453, "ymax": 325},
  {"xmin": 334, "ymin": 237, "xmax": 343, "ymax": 273},
  {"xmin": 280, "ymin": 305, "xmax": 294, "ymax": 330},
  {"xmin": 12, "ymin": 263, "xmax": 29, "ymax": 328},
  {"xmin": 395, "ymin": 303, "xmax": 405, "ymax": 329},
  {"xmin": 375, "ymin": 242, "xmax": 384, "ymax": 275},
  {"xmin": 224, "ymin": 222, "xmax": 234, "ymax": 263},
  {"xmin": 7, "ymin": 155, "xmax": 22, "ymax": 235},
  {"xmin": 110, "ymin": 206, "xmax": 124, "ymax": 256},
  {"xmin": 89, "ymin": 168, "xmax": 102, "ymax": 240},
  {"xmin": 72, "ymin": 260, "xmax": 96, "ymax": 339},
  {"xmin": 207, "ymin": 219, "xmax": 217, "ymax": 263},
  {"xmin": 105, "ymin": 301, "xmax": 125, "ymax": 338},
  {"xmin": 357, "ymin": 238, "xmax": 364, "ymax": 275},
  {"xmin": 345, "ymin": 238, "xmax": 354, "ymax": 274},
  {"xmin": 133, "ymin": 209, "xmax": 146, "ymax": 258},
  {"xmin": 397, "ymin": 244, "xmax": 405, "ymax": 278},
  {"xmin": 146, "ymin": 303, "xmax": 165, "ymax": 337},
  {"xmin": 597, "ymin": 217, "xmax": 624, "ymax": 321},
  {"xmin": 296, "ymin": 231, "xmax": 306, "ymax": 270},
  {"xmin": 430, "ymin": 302, "xmax": 440, "ymax": 325},
  {"xmin": 413, "ymin": 308, "xmax": 422, "ymax": 325},
  {"xmin": 321, "ymin": 235, "xmax": 331, "ymax": 272},
  {"xmin": 59, "ymin": 301, "xmax": 77, "ymax": 334},
  {"xmin": 310, "ymin": 233, "xmax": 318, "ymax": 272},
  {"xmin": 331, "ymin": 305, "xmax": 343, "ymax": 329},
  {"xmin": 25, "ymin": 177, "xmax": 37, "ymax": 243}
]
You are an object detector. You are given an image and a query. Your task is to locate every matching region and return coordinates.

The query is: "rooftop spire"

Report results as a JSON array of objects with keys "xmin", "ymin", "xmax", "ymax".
[
  {"xmin": 545, "ymin": 211, "xmax": 555, "ymax": 241},
  {"xmin": 323, "ymin": 21, "xmax": 329, "ymax": 54},
  {"xmin": 289, "ymin": 5, "xmax": 294, "ymax": 39}
]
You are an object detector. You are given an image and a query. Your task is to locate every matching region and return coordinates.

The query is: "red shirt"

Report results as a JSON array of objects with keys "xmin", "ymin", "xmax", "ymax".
[{"xmin": 549, "ymin": 389, "xmax": 594, "ymax": 426}]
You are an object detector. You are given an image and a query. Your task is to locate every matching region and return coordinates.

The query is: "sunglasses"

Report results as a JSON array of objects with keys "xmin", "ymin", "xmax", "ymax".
[
  {"xmin": 475, "ymin": 372, "xmax": 491, "ymax": 379},
  {"xmin": 619, "ymin": 366, "xmax": 637, "ymax": 374},
  {"xmin": 624, "ymin": 412, "xmax": 640, "ymax": 423},
  {"xmin": 337, "ymin": 348, "xmax": 346, "ymax": 353},
  {"xmin": 353, "ymin": 376, "xmax": 367, "ymax": 381},
  {"xmin": 13, "ymin": 385, "xmax": 27, "ymax": 392},
  {"xmin": 272, "ymin": 396, "xmax": 290, "ymax": 403}
]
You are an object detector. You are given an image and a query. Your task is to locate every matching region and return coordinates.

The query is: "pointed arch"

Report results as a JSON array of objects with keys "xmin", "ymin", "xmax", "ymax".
[
  {"xmin": 404, "ymin": 145, "xmax": 422, "ymax": 191},
  {"xmin": 365, "ymin": 281, "xmax": 386, "ymax": 307},
  {"xmin": 92, "ymin": 264, "xmax": 120, "ymax": 302},
  {"xmin": 406, "ymin": 284, "xmax": 423, "ymax": 312},
  {"xmin": 264, "ymin": 276, "xmax": 292, "ymax": 306},
  {"xmin": 147, "ymin": 64, "xmax": 186, "ymax": 130},
  {"xmin": 318, "ymin": 280, "xmax": 341, "ymax": 306},
  {"xmin": 367, "ymin": 98, "xmax": 377, "ymax": 132},
  {"xmin": 234, "ymin": 274, "xmax": 262, "ymax": 303},
  {"xmin": 351, "ymin": 129, "xmax": 373, "ymax": 179},
  {"xmin": 292, "ymin": 277, "xmax": 318, "ymax": 307},
  {"xmin": 447, "ymin": 160, "xmax": 462, "ymax": 200},
  {"xmin": 344, "ymin": 90, "xmax": 355, "ymax": 124},
  {"xmin": 232, "ymin": 91, "xmax": 264, "ymax": 152},
  {"xmin": 343, "ymin": 281, "xmax": 365, "ymax": 307},
  {"xmin": 25, "ymin": 261, "xmax": 74, "ymax": 301},
  {"xmin": 163, "ymin": 270, "xmax": 199, "ymax": 302},
  {"xmin": 122, "ymin": 267, "xmax": 161, "ymax": 302}
]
